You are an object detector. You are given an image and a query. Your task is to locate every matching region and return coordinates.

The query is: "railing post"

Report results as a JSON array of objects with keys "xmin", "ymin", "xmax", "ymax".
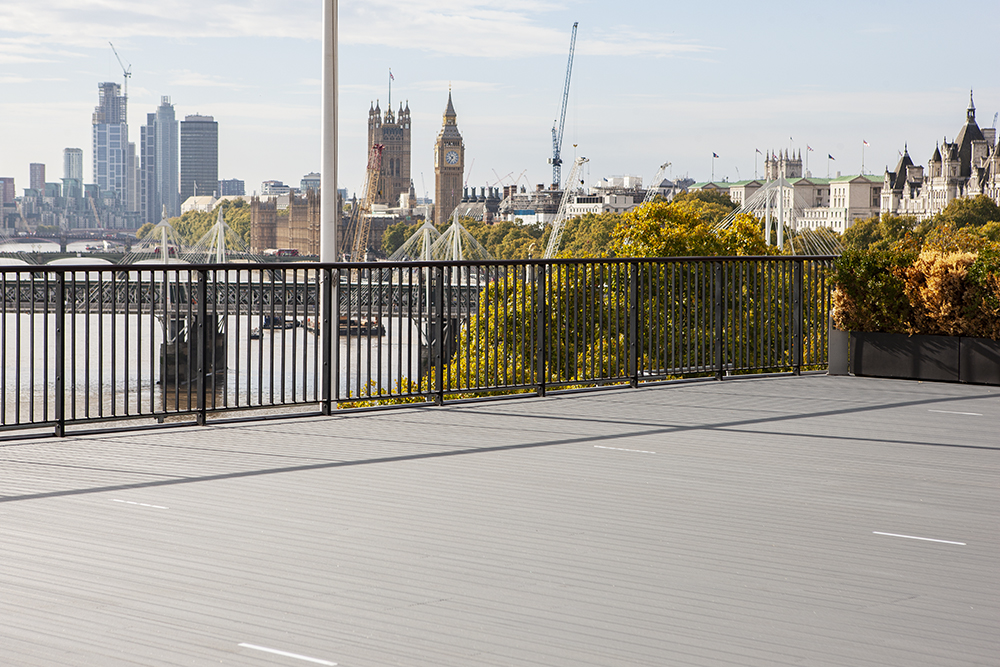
[
  {"xmin": 629, "ymin": 261, "xmax": 639, "ymax": 388},
  {"xmin": 714, "ymin": 261, "xmax": 725, "ymax": 380},
  {"xmin": 321, "ymin": 266, "xmax": 334, "ymax": 415},
  {"xmin": 434, "ymin": 264, "xmax": 445, "ymax": 405},
  {"xmin": 196, "ymin": 269, "xmax": 208, "ymax": 425},
  {"xmin": 535, "ymin": 262, "xmax": 547, "ymax": 397},
  {"xmin": 793, "ymin": 259, "xmax": 803, "ymax": 375},
  {"xmin": 54, "ymin": 271, "xmax": 66, "ymax": 437}
]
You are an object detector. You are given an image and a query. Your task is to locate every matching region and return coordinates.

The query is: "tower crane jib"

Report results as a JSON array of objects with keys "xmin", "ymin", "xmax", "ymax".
[
  {"xmin": 549, "ymin": 22, "xmax": 578, "ymax": 189},
  {"xmin": 108, "ymin": 42, "xmax": 132, "ymax": 100}
]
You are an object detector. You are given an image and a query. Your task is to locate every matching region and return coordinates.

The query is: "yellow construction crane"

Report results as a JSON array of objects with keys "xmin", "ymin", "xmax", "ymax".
[{"xmin": 349, "ymin": 143, "xmax": 384, "ymax": 261}]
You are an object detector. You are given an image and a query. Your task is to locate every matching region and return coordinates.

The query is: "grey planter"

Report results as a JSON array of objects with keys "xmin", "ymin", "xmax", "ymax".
[
  {"xmin": 847, "ymin": 331, "xmax": 1000, "ymax": 385},
  {"xmin": 960, "ymin": 337, "xmax": 1000, "ymax": 385}
]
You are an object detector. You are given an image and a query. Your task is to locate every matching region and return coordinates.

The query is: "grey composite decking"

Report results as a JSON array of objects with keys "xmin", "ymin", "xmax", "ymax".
[{"xmin": 1, "ymin": 375, "xmax": 998, "ymax": 666}]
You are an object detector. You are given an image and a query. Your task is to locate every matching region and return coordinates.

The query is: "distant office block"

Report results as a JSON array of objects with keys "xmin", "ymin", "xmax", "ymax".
[
  {"xmin": 219, "ymin": 179, "xmax": 245, "ymax": 196},
  {"xmin": 300, "ymin": 172, "xmax": 321, "ymax": 193},
  {"xmin": 29, "ymin": 163, "xmax": 45, "ymax": 192},
  {"xmin": 180, "ymin": 114, "xmax": 218, "ymax": 201},
  {"xmin": 260, "ymin": 180, "xmax": 290, "ymax": 197},
  {"xmin": 63, "ymin": 148, "xmax": 83, "ymax": 181}
]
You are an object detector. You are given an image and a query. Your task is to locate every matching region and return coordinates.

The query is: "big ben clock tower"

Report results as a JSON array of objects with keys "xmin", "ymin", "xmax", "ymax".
[{"xmin": 434, "ymin": 91, "xmax": 464, "ymax": 225}]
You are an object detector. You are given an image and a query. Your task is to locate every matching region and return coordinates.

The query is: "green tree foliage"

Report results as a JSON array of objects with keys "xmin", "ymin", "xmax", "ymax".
[
  {"xmin": 670, "ymin": 189, "xmax": 739, "ymax": 212},
  {"xmin": 611, "ymin": 201, "xmax": 772, "ymax": 257},
  {"xmin": 842, "ymin": 213, "xmax": 919, "ymax": 252},
  {"xmin": 933, "ymin": 194, "xmax": 1000, "ymax": 229},
  {"xmin": 136, "ymin": 222, "xmax": 154, "ymax": 239},
  {"xmin": 555, "ymin": 212, "xmax": 621, "ymax": 258},
  {"xmin": 167, "ymin": 199, "xmax": 252, "ymax": 247},
  {"xmin": 459, "ymin": 218, "xmax": 546, "ymax": 259},
  {"xmin": 382, "ymin": 220, "xmax": 418, "ymax": 256}
]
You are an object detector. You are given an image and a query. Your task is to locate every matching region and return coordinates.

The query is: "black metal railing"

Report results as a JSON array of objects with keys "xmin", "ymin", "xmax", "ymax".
[{"xmin": 0, "ymin": 256, "xmax": 833, "ymax": 435}]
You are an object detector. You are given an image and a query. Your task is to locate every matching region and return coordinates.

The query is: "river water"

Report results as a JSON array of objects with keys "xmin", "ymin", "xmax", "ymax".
[{"xmin": 2, "ymin": 311, "xmax": 423, "ymax": 425}]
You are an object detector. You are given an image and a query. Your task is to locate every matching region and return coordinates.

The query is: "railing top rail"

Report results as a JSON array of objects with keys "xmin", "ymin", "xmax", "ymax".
[{"xmin": 0, "ymin": 255, "xmax": 838, "ymax": 275}]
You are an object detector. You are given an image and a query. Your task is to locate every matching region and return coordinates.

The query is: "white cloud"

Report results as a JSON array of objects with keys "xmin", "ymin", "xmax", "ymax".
[
  {"xmin": 168, "ymin": 69, "xmax": 248, "ymax": 89},
  {"xmin": 340, "ymin": 2, "xmax": 711, "ymax": 59}
]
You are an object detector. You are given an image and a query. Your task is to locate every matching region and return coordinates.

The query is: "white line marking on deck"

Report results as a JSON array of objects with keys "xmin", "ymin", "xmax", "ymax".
[
  {"xmin": 238, "ymin": 643, "xmax": 336, "ymax": 665},
  {"xmin": 112, "ymin": 499, "xmax": 168, "ymax": 510},
  {"xmin": 595, "ymin": 445, "xmax": 656, "ymax": 454},
  {"xmin": 873, "ymin": 531, "xmax": 966, "ymax": 545},
  {"xmin": 928, "ymin": 409, "xmax": 982, "ymax": 416}
]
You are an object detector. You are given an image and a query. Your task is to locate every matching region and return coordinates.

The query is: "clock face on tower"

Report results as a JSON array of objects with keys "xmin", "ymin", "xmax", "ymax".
[{"xmin": 445, "ymin": 150, "xmax": 459, "ymax": 165}]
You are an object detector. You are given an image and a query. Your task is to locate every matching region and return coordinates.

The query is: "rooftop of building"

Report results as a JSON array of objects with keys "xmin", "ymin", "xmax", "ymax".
[{"xmin": 2, "ymin": 375, "xmax": 997, "ymax": 665}]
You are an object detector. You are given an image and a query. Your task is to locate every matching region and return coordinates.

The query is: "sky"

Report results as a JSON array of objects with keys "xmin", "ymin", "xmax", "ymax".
[{"xmin": 1, "ymin": 0, "xmax": 999, "ymax": 200}]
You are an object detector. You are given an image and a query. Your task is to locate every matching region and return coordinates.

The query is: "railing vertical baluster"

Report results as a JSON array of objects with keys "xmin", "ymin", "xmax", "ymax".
[
  {"xmin": 54, "ymin": 270, "xmax": 65, "ymax": 437},
  {"xmin": 535, "ymin": 262, "xmax": 547, "ymax": 397},
  {"xmin": 714, "ymin": 261, "xmax": 724, "ymax": 380},
  {"xmin": 434, "ymin": 264, "xmax": 445, "ymax": 405},
  {"xmin": 793, "ymin": 259, "xmax": 803, "ymax": 375},
  {"xmin": 197, "ymin": 269, "xmax": 208, "ymax": 425},
  {"xmin": 629, "ymin": 261, "xmax": 639, "ymax": 388}
]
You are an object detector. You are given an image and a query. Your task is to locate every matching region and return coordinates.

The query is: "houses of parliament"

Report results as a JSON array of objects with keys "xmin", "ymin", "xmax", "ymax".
[{"xmin": 249, "ymin": 93, "xmax": 463, "ymax": 255}]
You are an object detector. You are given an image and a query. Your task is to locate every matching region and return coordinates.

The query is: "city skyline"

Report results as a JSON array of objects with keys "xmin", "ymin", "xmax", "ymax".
[{"xmin": 1, "ymin": 0, "xmax": 998, "ymax": 202}]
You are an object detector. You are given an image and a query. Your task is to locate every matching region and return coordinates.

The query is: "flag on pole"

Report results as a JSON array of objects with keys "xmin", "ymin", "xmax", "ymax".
[
  {"xmin": 389, "ymin": 69, "xmax": 394, "ymax": 81},
  {"xmin": 863, "ymin": 140, "xmax": 869, "ymax": 146},
  {"xmin": 713, "ymin": 152, "xmax": 719, "ymax": 158},
  {"xmin": 755, "ymin": 148, "xmax": 762, "ymax": 154},
  {"xmin": 807, "ymin": 145, "xmax": 814, "ymax": 152},
  {"xmin": 828, "ymin": 154, "xmax": 836, "ymax": 160}
]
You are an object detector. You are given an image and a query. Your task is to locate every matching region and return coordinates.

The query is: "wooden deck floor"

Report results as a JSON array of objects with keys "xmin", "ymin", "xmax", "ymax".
[{"xmin": 1, "ymin": 375, "xmax": 998, "ymax": 666}]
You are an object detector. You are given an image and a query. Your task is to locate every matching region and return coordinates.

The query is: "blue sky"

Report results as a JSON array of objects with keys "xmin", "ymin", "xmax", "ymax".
[{"xmin": 1, "ymin": 0, "xmax": 998, "ymax": 199}]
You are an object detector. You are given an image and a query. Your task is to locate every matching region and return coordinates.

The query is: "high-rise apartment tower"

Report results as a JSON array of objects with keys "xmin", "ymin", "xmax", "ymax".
[{"xmin": 92, "ymin": 82, "xmax": 129, "ymax": 205}]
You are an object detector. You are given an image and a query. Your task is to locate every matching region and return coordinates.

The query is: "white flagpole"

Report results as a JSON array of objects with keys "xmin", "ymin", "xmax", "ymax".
[{"xmin": 321, "ymin": 0, "xmax": 338, "ymax": 262}]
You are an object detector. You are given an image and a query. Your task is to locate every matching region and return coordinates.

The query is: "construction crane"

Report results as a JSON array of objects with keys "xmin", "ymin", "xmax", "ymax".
[
  {"xmin": 108, "ymin": 42, "xmax": 132, "ymax": 100},
  {"xmin": 544, "ymin": 156, "xmax": 588, "ymax": 258},
  {"xmin": 642, "ymin": 162, "xmax": 672, "ymax": 204},
  {"xmin": 549, "ymin": 22, "xmax": 578, "ymax": 189},
  {"xmin": 349, "ymin": 143, "xmax": 384, "ymax": 261}
]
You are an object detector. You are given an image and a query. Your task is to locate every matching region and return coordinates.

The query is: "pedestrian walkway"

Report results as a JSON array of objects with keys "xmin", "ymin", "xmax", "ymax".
[{"xmin": 1, "ymin": 375, "xmax": 997, "ymax": 666}]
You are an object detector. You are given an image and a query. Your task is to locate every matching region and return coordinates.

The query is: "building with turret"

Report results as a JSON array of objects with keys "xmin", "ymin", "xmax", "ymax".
[
  {"xmin": 433, "ymin": 92, "xmax": 465, "ymax": 225},
  {"xmin": 764, "ymin": 149, "xmax": 803, "ymax": 180},
  {"xmin": 882, "ymin": 92, "xmax": 999, "ymax": 220},
  {"xmin": 367, "ymin": 100, "xmax": 411, "ymax": 207}
]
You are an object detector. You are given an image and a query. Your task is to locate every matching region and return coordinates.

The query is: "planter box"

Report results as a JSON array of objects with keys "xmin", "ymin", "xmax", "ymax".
[
  {"xmin": 850, "ymin": 331, "xmax": 959, "ymax": 382},
  {"xmin": 847, "ymin": 331, "xmax": 1000, "ymax": 385},
  {"xmin": 960, "ymin": 337, "xmax": 1000, "ymax": 386}
]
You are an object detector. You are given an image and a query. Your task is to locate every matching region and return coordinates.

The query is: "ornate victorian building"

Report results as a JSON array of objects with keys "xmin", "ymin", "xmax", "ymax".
[
  {"xmin": 434, "ymin": 92, "xmax": 465, "ymax": 225},
  {"xmin": 367, "ymin": 100, "xmax": 411, "ymax": 208},
  {"xmin": 882, "ymin": 92, "xmax": 999, "ymax": 220}
]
